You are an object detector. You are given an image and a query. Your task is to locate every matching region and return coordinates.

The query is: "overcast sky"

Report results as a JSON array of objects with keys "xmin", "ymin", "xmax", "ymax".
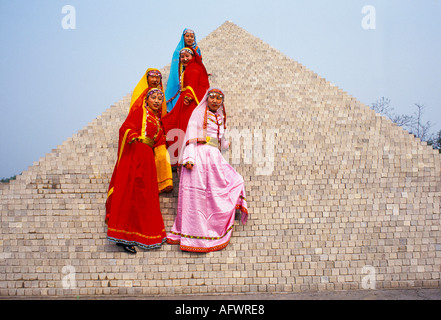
[{"xmin": 1, "ymin": 0, "xmax": 440, "ymax": 178}]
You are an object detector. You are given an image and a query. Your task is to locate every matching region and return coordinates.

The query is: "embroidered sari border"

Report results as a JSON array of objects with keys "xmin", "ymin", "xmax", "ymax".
[
  {"xmin": 170, "ymin": 225, "xmax": 233, "ymax": 241},
  {"xmin": 108, "ymin": 227, "xmax": 165, "ymax": 240},
  {"xmin": 166, "ymin": 238, "xmax": 230, "ymax": 253}
]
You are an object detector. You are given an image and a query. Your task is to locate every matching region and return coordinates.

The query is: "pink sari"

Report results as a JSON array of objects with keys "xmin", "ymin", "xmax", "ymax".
[{"xmin": 166, "ymin": 88, "xmax": 248, "ymax": 252}]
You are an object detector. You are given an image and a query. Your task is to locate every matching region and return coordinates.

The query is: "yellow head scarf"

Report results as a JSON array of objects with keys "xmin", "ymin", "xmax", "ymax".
[{"xmin": 129, "ymin": 68, "xmax": 167, "ymax": 118}]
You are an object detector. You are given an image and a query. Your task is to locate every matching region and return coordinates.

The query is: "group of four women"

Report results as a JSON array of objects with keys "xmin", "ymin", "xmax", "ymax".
[{"xmin": 105, "ymin": 29, "xmax": 248, "ymax": 254}]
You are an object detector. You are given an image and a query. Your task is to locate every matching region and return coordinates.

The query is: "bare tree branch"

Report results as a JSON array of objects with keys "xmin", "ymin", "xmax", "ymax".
[{"xmin": 370, "ymin": 98, "xmax": 434, "ymax": 141}]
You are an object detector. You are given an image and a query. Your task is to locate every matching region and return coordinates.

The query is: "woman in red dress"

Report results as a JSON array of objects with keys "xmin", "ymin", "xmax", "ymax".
[
  {"xmin": 130, "ymin": 68, "xmax": 173, "ymax": 194},
  {"xmin": 162, "ymin": 46, "xmax": 210, "ymax": 166},
  {"xmin": 105, "ymin": 88, "xmax": 168, "ymax": 254}
]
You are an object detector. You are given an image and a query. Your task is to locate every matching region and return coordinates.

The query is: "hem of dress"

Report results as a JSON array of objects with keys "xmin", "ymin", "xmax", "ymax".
[
  {"xmin": 236, "ymin": 204, "xmax": 248, "ymax": 215},
  {"xmin": 108, "ymin": 236, "xmax": 167, "ymax": 250},
  {"xmin": 158, "ymin": 179, "xmax": 173, "ymax": 193},
  {"xmin": 166, "ymin": 238, "xmax": 230, "ymax": 253}
]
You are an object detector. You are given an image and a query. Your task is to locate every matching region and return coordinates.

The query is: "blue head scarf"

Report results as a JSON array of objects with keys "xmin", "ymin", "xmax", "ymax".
[{"xmin": 165, "ymin": 28, "xmax": 202, "ymax": 112}]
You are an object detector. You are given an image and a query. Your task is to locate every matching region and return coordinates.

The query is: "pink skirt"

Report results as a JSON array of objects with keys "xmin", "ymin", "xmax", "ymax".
[{"xmin": 167, "ymin": 144, "xmax": 248, "ymax": 252}]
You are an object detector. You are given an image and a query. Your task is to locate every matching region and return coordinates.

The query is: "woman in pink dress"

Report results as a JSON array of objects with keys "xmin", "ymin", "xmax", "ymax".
[{"xmin": 166, "ymin": 88, "xmax": 248, "ymax": 252}]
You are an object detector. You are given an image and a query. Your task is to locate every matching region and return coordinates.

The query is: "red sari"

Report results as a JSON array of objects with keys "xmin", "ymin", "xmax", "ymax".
[
  {"xmin": 162, "ymin": 47, "xmax": 210, "ymax": 165},
  {"xmin": 105, "ymin": 91, "xmax": 167, "ymax": 249}
]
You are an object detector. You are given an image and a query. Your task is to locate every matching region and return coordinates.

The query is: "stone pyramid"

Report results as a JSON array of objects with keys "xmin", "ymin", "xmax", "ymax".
[{"xmin": 1, "ymin": 21, "xmax": 440, "ymax": 298}]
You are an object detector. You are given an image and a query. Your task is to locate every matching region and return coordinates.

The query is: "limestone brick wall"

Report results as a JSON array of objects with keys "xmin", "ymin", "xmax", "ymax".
[{"xmin": 1, "ymin": 22, "xmax": 440, "ymax": 297}]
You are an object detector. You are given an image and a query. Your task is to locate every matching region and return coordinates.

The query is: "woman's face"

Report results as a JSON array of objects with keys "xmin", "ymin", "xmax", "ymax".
[
  {"xmin": 147, "ymin": 75, "xmax": 161, "ymax": 88},
  {"xmin": 180, "ymin": 51, "xmax": 193, "ymax": 67},
  {"xmin": 184, "ymin": 32, "xmax": 195, "ymax": 47},
  {"xmin": 207, "ymin": 92, "xmax": 223, "ymax": 113},
  {"xmin": 146, "ymin": 92, "xmax": 163, "ymax": 112}
]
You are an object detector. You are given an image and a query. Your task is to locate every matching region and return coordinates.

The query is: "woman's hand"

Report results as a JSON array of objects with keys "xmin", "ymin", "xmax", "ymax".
[
  {"xmin": 183, "ymin": 95, "xmax": 193, "ymax": 106},
  {"xmin": 184, "ymin": 163, "xmax": 194, "ymax": 170}
]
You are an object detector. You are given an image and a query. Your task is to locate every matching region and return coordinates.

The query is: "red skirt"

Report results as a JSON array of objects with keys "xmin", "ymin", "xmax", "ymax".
[{"xmin": 106, "ymin": 142, "xmax": 167, "ymax": 249}]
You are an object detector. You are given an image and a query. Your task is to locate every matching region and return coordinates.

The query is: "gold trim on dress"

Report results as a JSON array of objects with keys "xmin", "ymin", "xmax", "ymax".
[
  {"xmin": 137, "ymin": 136, "xmax": 154, "ymax": 148},
  {"xmin": 205, "ymin": 136, "xmax": 219, "ymax": 148}
]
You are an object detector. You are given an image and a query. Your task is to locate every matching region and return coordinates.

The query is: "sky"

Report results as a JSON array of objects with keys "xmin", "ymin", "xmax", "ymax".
[{"xmin": 0, "ymin": 0, "xmax": 440, "ymax": 179}]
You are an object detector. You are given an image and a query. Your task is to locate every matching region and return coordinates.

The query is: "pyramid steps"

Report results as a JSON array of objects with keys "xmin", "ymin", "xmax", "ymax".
[{"xmin": 1, "ymin": 22, "xmax": 440, "ymax": 297}]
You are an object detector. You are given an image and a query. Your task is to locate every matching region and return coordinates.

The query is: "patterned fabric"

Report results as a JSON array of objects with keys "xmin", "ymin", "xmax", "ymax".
[
  {"xmin": 180, "ymin": 48, "xmax": 194, "ymax": 56},
  {"xmin": 146, "ymin": 69, "xmax": 162, "ymax": 78},
  {"xmin": 146, "ymin": 88, "xmax": 164, "ymax": 99},
  {"xmin": 208, "ymin": 88, "xmax": 224, "ymax": 98}
]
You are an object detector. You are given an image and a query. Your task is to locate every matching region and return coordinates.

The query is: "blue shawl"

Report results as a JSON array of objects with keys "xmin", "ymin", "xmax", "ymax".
[{"xmin": 165, "ymin": 28, "xmax": 202, "ymax": 112}]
